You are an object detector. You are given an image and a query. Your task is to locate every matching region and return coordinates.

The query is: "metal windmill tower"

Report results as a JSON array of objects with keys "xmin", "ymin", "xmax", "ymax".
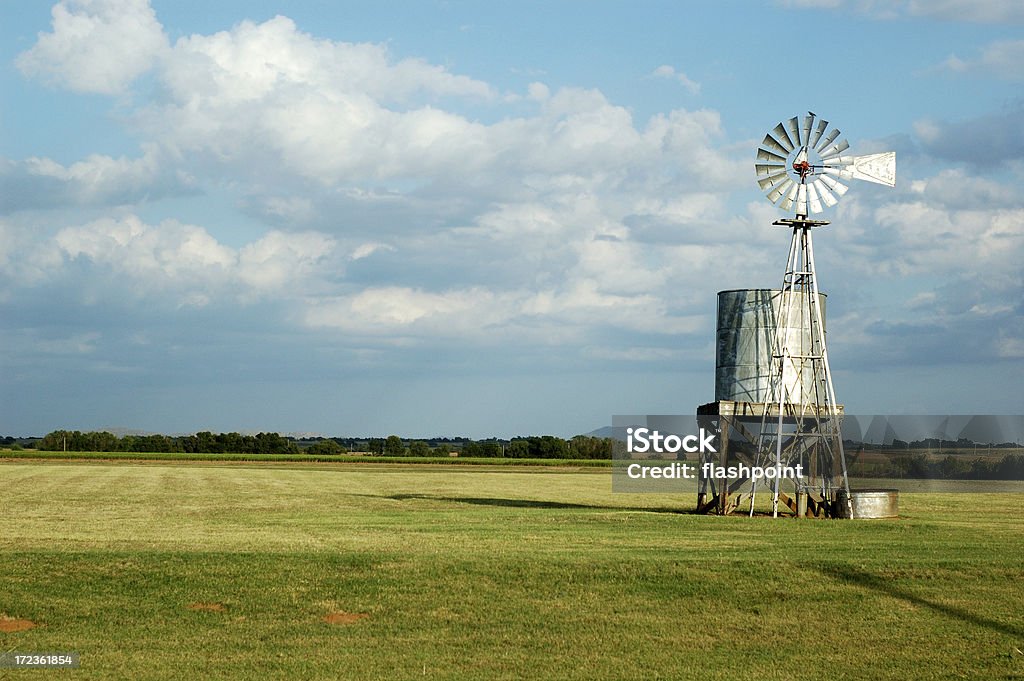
[{"xmin": 751, "ymin": 112, "xmax": 896, "ymax": 517}]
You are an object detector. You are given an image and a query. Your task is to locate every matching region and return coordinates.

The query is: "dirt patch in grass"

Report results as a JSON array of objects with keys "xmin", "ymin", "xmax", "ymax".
[
  {"xmin": 323, "ymin": 612, "xmax": 368, "ymax": 625},
  {"xmin": 188, "ymin": 602, "xmax": 227, "ymax": 612},
  {"xmin": 0, "ymin": 616, "xmax": 36, "ymax": 632}
]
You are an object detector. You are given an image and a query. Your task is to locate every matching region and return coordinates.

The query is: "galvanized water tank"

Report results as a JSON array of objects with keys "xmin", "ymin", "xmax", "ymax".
[
  {"xmin": 715, "ymin": 289, "xmax": 827, "ymax": 405},
  {"xmin": 834, "ymin": 489, "xmax": 899, "ymax": 519}
]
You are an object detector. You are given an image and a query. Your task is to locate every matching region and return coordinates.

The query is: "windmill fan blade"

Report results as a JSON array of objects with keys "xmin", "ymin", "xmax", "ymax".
[
  {"xmin": 757, "ymin": 148, "xmax": 787, "ymax": 163},
  {"xmin": 787, "ymin": 117, "xmax": 802, "ymax": 147},
  {"xmin": 846, "ymin": 152, "xmax": 897, "ymax": 187},
  {"xmin": 808, "ymin": 119, "xmax": 828, "ymax": 149},
  {"xmin": 813, "ymin": 179, "xmax": 839, "ymax": 207},
  {"xmin": 807, "ymin": 182, "xmax": 823, "ymax": 214},
  {"xmin": 758, "ymin": 170, "xmax": 789, "ymax": 190},
  {"xmin": 801, "ymin": 115, "xmax": 814, "ymax": 148},
  {"xmin": 816, "ymin": 128, "xmax": 840, "ymax": 152},
  {"xmin": 823, "ymin": 166, "xmax": 855, "ymax": 180},
  {"xmin": 755, "ymin": 163, "xmax": 786, "ymax": 177},
  {"xmin": 761, "ymin": 134, "xmax": 789, "ymax": 156},
  {"xmin": 772, "ymin": 123, "xmax": 795, "ymax": 151},
  {"xmin": 756, "ymin": 170, "xmax": 788, "ymax": 188},
  {"xmin": 819, "ymin": 174, "xmax": 849, "ymax": 196},
  {"xmin": 766, "ymin": 178, "xmax": 794, "ymax": 204},
  {"xmin": 780, "ymin": 183, "xmax": 799, "ymax": 211},
  {"xmin": 820, "ymin": 139, "xmax": 850, "ymax": 159}
]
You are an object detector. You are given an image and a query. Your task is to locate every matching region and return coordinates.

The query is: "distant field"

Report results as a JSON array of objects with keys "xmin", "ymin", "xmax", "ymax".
[{"xmin": 1, "ymin": 461, "xmax": 1022, "ymax": 680}]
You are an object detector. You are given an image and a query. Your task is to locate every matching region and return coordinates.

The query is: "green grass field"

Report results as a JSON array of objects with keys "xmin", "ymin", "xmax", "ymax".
[{"xmin": 1, "ymin": 461, "xmax": 1022, "ymax": 680}]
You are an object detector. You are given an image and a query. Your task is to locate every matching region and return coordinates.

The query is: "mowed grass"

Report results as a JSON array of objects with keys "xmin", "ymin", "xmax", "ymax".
[{"xmin": 1, "ymin": 462, "xmax": 1022, "ymax": 680}]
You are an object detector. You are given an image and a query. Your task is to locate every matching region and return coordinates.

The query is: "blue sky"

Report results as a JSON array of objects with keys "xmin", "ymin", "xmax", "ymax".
[{"xmin": 1, "ymin": 0, "xmax": 1022, "ymax": 438}]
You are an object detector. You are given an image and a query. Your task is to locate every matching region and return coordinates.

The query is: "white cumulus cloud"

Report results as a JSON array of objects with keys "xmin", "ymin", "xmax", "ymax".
[
  {"xmin": 17, "ymin": 0, "xmax": 168, "ymax": 94},
  {"xmin": 53, "ymin": 215, "xmax": 336, "ymax": 305}
]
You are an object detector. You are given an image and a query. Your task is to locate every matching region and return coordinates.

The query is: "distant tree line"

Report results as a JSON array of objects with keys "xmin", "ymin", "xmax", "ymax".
[
  {"xmin": 0, "ymin": 436, "xmax": 28, "ymax": 450},
  {"xmin": 361, "ymin": 434, "xmax": 612, "ymax": 459},
  {"xmin": 870, "ymin": 438, "xmax": 1022, "ymax": 450},
  {"xmin": 458, "ymin": 435, "xmax": 613, "ymax": 459},
  {"xmin": 36, "ymin": 430, "xmax": 298, "ymax": 454},
  {"xmin": 366, "ymin": 435, "xmax": 425, "ymax": 457},
  {"xmin": 862, "ymin": 453, "xmax": 1024, "ymax": 480},
  {"xmin": 26, "ymin": 431, "xmax": 615, "ymax": 459}
]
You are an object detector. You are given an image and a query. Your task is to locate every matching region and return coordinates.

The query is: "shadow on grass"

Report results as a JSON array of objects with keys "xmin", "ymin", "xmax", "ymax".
[
  {"xmin": 374, "ymin": 493, "xmax": 692, "ymax": 514},
  {"xmin": 820, "ymin": 564, "xmax": 1024, "ymax": 639}
]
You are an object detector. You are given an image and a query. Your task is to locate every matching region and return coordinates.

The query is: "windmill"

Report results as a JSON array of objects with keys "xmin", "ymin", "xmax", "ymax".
[
  {"xmin": 756, "ymin": 112, "xmax": 895, "ymax": 214},
  {"xmin": 695, "ymin": 113, "xmax": 895, "ymax": 517},
  {"xmin": 750, "ymin": 112, "xmax": 896, "ymax": 517}
]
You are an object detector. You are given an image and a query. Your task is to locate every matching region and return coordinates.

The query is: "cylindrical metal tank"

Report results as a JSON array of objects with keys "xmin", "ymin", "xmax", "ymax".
[
  {"xmin": 715, "ymin": 289, "xmax": 827, "ymax": 405},
  {"xmin": 834, "ymin": 489, "xmax": 899, "ymax": 519}
]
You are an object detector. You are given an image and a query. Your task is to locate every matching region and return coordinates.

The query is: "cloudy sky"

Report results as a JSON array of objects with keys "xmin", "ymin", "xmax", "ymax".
[{"xmin": 1, "ymin": 0, "xmax": 1022, "ymax": 438}]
